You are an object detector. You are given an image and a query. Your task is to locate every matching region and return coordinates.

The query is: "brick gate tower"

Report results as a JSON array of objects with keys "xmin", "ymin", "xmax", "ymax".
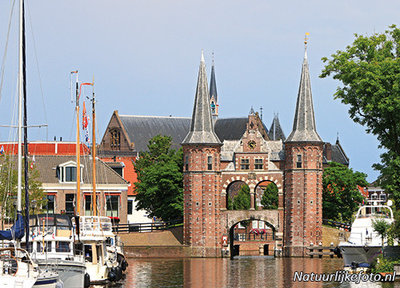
[
  {"xmin": 283, "ymin": 41, "xmax": 324, "ymax": 256},
  {"xmin": 182, "ymin": 52, "xmax": 223, "ymax": 257}
]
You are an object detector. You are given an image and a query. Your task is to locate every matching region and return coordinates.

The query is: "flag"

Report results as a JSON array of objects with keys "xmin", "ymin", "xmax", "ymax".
[
  {"xmin": 0, "ymin": 145, "xmax": 4, "ymax": 155},
  {"xmin": 30, "ymin": 155, "xmax": 36, "ymax": 169},
  {"xmin": 85, "ymin": 129, "xmax": 90, "ymax": 143},
  {"xmin": 82, "ymin": 102, "xmax": 88, "ymax": 130}
]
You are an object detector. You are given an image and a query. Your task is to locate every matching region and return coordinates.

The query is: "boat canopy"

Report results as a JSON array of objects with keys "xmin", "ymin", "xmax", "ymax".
[{"xmin": 0, "ymin": 213, "xmax": 25, "ymax": 240}]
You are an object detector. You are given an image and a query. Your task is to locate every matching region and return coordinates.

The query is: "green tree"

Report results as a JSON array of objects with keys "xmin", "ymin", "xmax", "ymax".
[
  {"xmin": 134, "ymin": 135, "xmax": 183, "ymax": 222},
  {"xmin": 0, "ymin": 155, "xmax": 47, "ymax": 220},
  {"xmin": 260, "ymin": 183, "xmax": 278, "ymax": 209},
  {"xmin": 372, "ymin": 219, "xmax": 391, "ymax": 250},
  {"xmin": 232, "ymin": 185, "xmax": 251, "ymax": 210},
  {"xmin": 323, "ymin": 162, "xmax": 368, "ymax": 222},
  {"xmin": 320, "ymin": 25, "xmax": 400, "ymax": 204}
]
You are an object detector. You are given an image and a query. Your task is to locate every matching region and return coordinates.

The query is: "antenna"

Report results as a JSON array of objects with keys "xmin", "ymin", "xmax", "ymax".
[{"xmin": 260, "ymin": 106, "xmax": 263, "ymax": 121}]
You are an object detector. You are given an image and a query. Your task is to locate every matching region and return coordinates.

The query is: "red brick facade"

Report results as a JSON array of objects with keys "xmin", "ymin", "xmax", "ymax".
[
  {"xmin": 284, "ymin": 142, "xmax": 323, "ymax": 256},
  {"xmin": 183, "ymin": 145, "xmax": 223, "ymax": 257}
]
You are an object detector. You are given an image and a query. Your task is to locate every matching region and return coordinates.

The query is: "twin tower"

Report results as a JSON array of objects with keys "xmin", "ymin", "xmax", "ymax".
[{"xmin": 181, "ymin": 47, "xmax": 323, "ymax": 257}]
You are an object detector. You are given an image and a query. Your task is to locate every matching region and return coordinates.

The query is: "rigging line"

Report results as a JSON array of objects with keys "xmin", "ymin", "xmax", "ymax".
[
  {"xmin": 26, "ymin": 1, "xmax": 48, "ymax": 141},
  {"xmin": 0, "ymin": 0, "xmax": 16, "ymax": 102},
  {"xmin": 0, "ymin": 0, "xmax": 16, "ymax": 104}
]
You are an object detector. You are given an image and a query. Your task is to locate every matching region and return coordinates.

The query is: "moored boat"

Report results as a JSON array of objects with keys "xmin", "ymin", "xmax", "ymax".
[
  {"xmin": 24, "ymin": 214, "xmax": 88, "ymax": 288},
  {"xmin": 78, "ymin": 216, "xmax": 121, "ymax": 284},
  {"xmin": 339, "ymin": 200, "xmax": 396, "ymax": 270}
]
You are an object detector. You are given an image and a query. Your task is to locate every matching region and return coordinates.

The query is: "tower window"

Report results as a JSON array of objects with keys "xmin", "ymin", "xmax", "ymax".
[
  {"xmin": 255, "ymin": 159, "xmax": 263, "ymax": 170},
  {"xmin": 296, "ymin": 155, "xmax": 302, "ymax": 168},
  {"xmin": 185, "ymin": 155, "xmax": 189, "ymax": 171},
  {"xmin": 211, "ymin": 101, "xmax": 216, "ymax": 113},
  {"xmin": 240, "ymin": 158, "xmax": 250, "ymax": 170},
  {"xmin": 207, "ymin": 156, "xmax": 212, "ymax": 170}
]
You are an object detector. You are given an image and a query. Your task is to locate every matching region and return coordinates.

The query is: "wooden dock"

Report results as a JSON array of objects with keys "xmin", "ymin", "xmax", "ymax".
[{"xmin": 306, "ymin": 244, "xmax": 339, "ymax": 258}]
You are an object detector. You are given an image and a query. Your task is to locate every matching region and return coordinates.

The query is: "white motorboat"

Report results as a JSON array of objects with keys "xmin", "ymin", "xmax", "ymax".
[
  {"xmin": 338, "ymin": 199, "xmax": 396, "ymax": 269},
  {"xmin": 78, "ymin": 216, "xmax": 121, "ymax": 284},
  {"xmin": 24, "ymin": 214, "xmax": 89, "ymax": 288},
  {"xmin": 106, "ymin": 234, "xmax": 128, "ymax": 273}
]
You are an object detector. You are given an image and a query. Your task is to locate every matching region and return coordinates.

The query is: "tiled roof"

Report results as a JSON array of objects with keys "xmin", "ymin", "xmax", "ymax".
[
  {"xmin": 33, "ymin": 155, "xmax": 127, "ymax": 185},
  {"xmin": 214, "ymin": 118, "xmax": 249, "ymax": 141},
  {"xmin": 119, "ymin": 115, "xmax": 190, "ymax": 152},
  {"xmin": 331, "ymin": 143, "xmax": 349, "ymax": 165}
]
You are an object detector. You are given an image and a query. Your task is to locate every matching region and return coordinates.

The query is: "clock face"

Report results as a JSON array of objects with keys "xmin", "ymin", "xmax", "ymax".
[{"xmin": 248, "ymin": 140, "xmax": 256, "ymax": 149}]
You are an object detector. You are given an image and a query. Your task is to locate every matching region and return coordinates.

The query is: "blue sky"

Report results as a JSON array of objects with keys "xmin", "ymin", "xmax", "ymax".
[{"xmin": 0, "ymin": 0, "xmax": 398, "ymax": 182}]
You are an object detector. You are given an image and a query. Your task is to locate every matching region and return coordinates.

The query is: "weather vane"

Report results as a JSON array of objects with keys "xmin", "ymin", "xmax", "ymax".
[{"xmin": 304, "ymin": 32, "xmax": 310, "ymax": 46}]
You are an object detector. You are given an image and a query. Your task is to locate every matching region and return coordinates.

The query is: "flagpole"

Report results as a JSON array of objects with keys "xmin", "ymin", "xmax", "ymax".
[
  {"xmin": 75, "ymin": 72, "xmax": 81, "ymax": 216},
  {"xmin": 91, "ymin": 83, "xmax": 97, "ymax": 217}
]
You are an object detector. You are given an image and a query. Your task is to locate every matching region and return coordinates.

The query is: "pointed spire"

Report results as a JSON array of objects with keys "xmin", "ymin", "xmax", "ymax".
[
  {"xmin": 286, "ymin": 35, "xmax": 322, "ymax": 143},
  {"xmin": 209, "ymin": 56, "xmax": 218, "ymax": 102},
  {"xmin": 268, "ymin": 114, "xmax": 286, "ymax": 141},
  {"xmin": 249, "ymin": 106, "xmax": 255, "ymax": 115},
  {"xmin": 209, "ymin": 52, "xmax": 219, "ymax": 120},
  {"xmin": 182, "ymin": 52, "xmax": 221, "ymax": 145}
]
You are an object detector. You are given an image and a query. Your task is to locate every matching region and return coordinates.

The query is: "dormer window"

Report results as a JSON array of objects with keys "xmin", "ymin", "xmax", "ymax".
[
  {"xmin": 110, "ymin": 129, "xmax": 121, "ymax": 150},
  {"xmin": 65, "ymin": 166, "xmax": 77, "ymax": 182},
  {"xmin": 57, "ymin": 161, "xmax": 83, "ymax": 183}
]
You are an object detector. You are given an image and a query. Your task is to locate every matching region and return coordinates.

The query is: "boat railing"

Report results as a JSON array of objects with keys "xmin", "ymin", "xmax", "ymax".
[
  {"xmin": 30, "ymin": 225, "xmax": 72, "ymax": 239},
  {"xmin": 355, "ymin": 205, "xmax": 394, "ymax": 219},
  {"xmin": 79, "ymin": 216, "xmax": 114, "ymax": 237},
  {"xmin": 0, "ymin": 248, "xmax": 38, "ymax": 277}
]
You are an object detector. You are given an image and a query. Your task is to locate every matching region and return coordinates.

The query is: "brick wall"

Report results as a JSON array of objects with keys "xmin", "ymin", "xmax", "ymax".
[
  {"xmin": 284, "ymin": 142, "xmax": 323, "ymax": 256},
  {"xmin": 183, "ymin": 145, "xmax": 223, "ymax": 257}
]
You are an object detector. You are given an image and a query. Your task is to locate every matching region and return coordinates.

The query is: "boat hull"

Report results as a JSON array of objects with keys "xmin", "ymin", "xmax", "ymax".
[
  {"xmin": 85, "ymin": 263, "xmax": 109, "ymax": 284},
  {"xmin": 37, "ymin": 259, "xmax": 85, "ymax": 288},
  {"xmin": 339, "ymin": 245, "xmax": 382, "ymax": 267},
  {"xmin": 33, "ymin": 272, "xmax": 59, "ymax": 288}
]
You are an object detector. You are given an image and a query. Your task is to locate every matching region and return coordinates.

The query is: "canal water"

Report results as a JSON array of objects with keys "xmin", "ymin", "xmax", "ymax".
[{"xmin": 93, "ymin": 257, "xmax": 398, "ymax": 288}]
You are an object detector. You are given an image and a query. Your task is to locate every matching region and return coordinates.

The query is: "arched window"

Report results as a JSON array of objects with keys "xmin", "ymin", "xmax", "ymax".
[{"xmin": 110, "ymin": 129, "xmax": 120, "ymax": 150}]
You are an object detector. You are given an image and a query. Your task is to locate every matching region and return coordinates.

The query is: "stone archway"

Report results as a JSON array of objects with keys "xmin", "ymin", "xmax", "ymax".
[
  {"xmin": 225, "ymin": 180, "xmax": 250, "ymax": 210},
  {"xmin": 225, "ymin": 210, "xmax": 278, "ymax": 258},
  {"xmin": 255, "ymin": 180, "xmax": 279, "ymax": 210}
]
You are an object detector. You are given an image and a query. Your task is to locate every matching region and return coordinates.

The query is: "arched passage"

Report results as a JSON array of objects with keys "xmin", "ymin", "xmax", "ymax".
[
  {"xmin": 229, "ymin": 218, "xmax": 276, "ymax": 259},
  {"xmin": 226, "ymin": 181, "xmax": 251, "ymax": 210},
  {"xmin": 255, "ymin": 181, "xmax": 279, "ymax": 210}
]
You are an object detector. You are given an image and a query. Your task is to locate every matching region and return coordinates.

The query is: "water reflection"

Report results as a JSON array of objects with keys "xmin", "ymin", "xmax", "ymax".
[{"xmin": 91, "ymin": 257, "xmax": 397, "ymax": 288}]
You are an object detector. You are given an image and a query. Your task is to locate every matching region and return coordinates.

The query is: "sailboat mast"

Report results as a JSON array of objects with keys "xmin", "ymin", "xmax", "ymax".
[
  {"xmin": 91, "ymin": 87, "xmax": 97, "ymax": 216},
  {"xmin": 21, "ymin": 0, "xmax": 30, "ymax": 251},
  {"xmin": 16, "ymin": 0, "xmax": 24, "ymax": 215},
  {"xmin": 75, "ymin": 73, "xmax": 81, "ymax": 216}
]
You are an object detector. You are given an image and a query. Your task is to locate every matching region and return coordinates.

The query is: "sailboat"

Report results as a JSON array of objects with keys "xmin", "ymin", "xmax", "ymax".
[
  {"xmin": 21, "ymin": 75, "xmax": 89, "ymax": 288},
  {"xmin": 0, "ymin": 0, "xmax": 59, "ymax": 287},
  {"xmin": 75, "ymin": 83, "xmax": 122, "ymax": 284}
]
